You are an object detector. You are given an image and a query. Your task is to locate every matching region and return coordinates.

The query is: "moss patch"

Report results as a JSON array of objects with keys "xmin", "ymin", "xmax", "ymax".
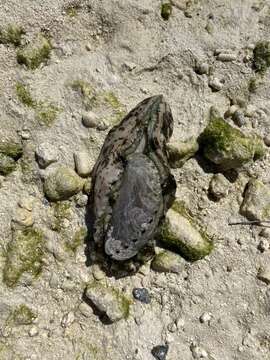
[
  {"xmin": 198, "ymin": 109, "xmax": 265, "ymax": 170},
  {"xmin": 65, "ymin": 227, "xmax": 87, "ymax": 253},
  {"xmin": 17, "ymin": 35, "xmax": 52, "ymax": 70},
  {"xmin": 161, "ymin": 3, "xmax": 172, "ymax": 20},
  {"xmin": 16, "ymin": 82, "xmax": 59, "ymax": 126},
  {"xmin": 0, "ymin": 142, "xmax": 23, "ymax": 176},
  {"xmin": 0, "ymin": 25, "xmax": 25, "ymax": 46},
  {"xmin": 8, "ymin": 304, "xmax": 37, "ymax": 325},
  {"xmin": 3, "ymin": 227, "xmax": 44, "ymax": 287},
  {"xmin": 0, "ymin": 154, "xmax": 16, "ymax": 175},
  {"xmin": 253, "ymin": 41, "xmax": 270, "ymax": 74},
  {"xmin": 51, "ymin": 201, "xmax": 72, "ymax": 232}
]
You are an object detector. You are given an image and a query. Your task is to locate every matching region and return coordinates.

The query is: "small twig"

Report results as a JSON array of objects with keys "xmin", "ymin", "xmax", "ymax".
[{"xmin": 228, "ymin": 219, "xmax": 270, "ymax": 227}]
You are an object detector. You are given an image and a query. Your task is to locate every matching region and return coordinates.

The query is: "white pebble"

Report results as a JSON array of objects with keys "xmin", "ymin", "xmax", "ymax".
[
  {"xmin": 61, "ymin": 311, "xmax": 75, "ymax": 328},
  {"xmin": 82, "ymin": 111, "xmax": 99, "ymax": 128},
  {"xmin": 191, "ymin": 344, "xmax": 208, "ymax": 359},
  {"xmin": 28, "ymin": 326, "xmax": 39, "ymax": 337},
  {"xmin": 209, "ymin": 78, "xmax": 223, "ymax": 91},
  {"xmin": 74, "ymin": 151, "xmax": 92, "ymax": 177},
  {"xmin": 35, "ymin": 143, "xmax": 58, "ymax": 169},
  {"xmin": 199, "ymin": 312, "xmax": 212, "ymax": 323},
  {"xmin": 217, "ymin": 53, "xmax": 237, "ymax": 61}
]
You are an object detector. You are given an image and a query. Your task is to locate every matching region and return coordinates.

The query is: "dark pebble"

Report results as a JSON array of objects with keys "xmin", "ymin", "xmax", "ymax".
[
  {"xmin": 151, "ymin": 345, "xmax": 169, "ymax": 360},
  {"xmin": 132, "ymin": 288, "xmax": 151, "ymax": 304}
]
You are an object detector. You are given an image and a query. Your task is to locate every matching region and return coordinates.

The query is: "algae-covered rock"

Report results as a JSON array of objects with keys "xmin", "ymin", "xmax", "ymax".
[
  {"xmin": 3, "ymin": 228, "xmax": 44, "ymax": 287},
  {"xmin": 159, "ymin": 202, "xmax": 213, "ymax": 261},
  {"xmin": 167, "ymin": 137, "xmax": 199, "ymax": 168},
  {"xmin": 240, "ymin": 179, "xmax": 270, "ymax": 221},
  {"xmin": 0, "ymin": 154, "xmax": 16, "ymax": 175},
  {"xmin": 0, "ymin": 141, "xmax": 23, "ymax": 160},
  {"xmin": 85, "ymin": 282, "xmax": 130, "ymax": 323},
  {"xmin": 253, "ymin": 41, "xmax": 270, "ymax": 73},
  {"xmin": 161, "ymin": 3, "xmax": 172, "ymax": 20},
  {"xmin": 9, "ymin": 304, "xmax": 37, "ymax": 325},
  {"xmin": 199, "ymin": 108, "xmax": 265, "ymax": 170},
  {"xmin": 44, "ymin": 166, "xmax": 84, "ymax": 201},
  {"xmin": 17, "ymin": 35, "xmax": 52, "ymax": 70},
  {"xmin": 151, "ymin": 249, "xmax": 186, "ymax": 274}
]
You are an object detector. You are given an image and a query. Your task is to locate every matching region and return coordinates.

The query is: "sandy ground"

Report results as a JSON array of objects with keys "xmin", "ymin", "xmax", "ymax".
[{"xmin": 1, "ymin": 1, "xmax": 270, "ymax": 359}]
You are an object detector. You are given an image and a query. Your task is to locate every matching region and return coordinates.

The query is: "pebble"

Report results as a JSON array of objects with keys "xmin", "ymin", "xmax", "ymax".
[
  {"xmin": 35, "ymin": 143, "xmax": 58, "ymax": 169},
  {"xmin": 85, "ymin": 43, "xmax": 92, "ymax": 51},
  {"xmin": 132, "ymin": 288, "xmax": 151, "ymax": 304},
  {"xmin": 167, "ymin": 322, "xmax": 177, "ymax": 333},
  {"xmin": 190, "ymin": 344, "xmax": 208, "ymax": 359},
  {"xmin": 123, "ymin": 61, "xmax": 137, "ymax": 71},
  {"xmin": 224, "ymin": 105, "xmax": 239, "ymax": 118},
  {"xmin": 176, "ymin": 317, "xmax": 185, "ymax": 329},
  {"xmin": 28, "ymin": 326, "xmax": 39, "ymax": 337},
  {"xmin": 263, "ymin": 135, "xmax": 270, "ymax": 147},
  {"xmin": 209, "ymin": 78, "xmax": 223, "ymax": 91},
  {"xmin": 151, "ymin": 345, "xmax": 169, "ymax": 360},
  {"xmin": 18, "ymin": 196, "xmax": 34, "ymax": 211},
  {"xmin": 73, "ymin": 151, "xmax": 92, "ymax": 177},
  {"xmin": 216, "ymin": 53, "xmax": 237, "ymax": 61},
  {"xmin": 195, "ymin": 62, "xmax": 209, "ymax": 75},
  {"xmin": 151, "ymin": 249, "xmax": 186, "ymax": 274},
  {"xmin": 61, "ymin": 311, "xmax": 75, "ymax": 328},
  {"xmin": 81, "ymin": 111, "xmax": 100, "ymax": 128},
  {"xmin": 259, "ymin": 228, "xmax": 270, "ymax": 239},
  {"xmin": 258, "ymin": 239, "xmax": 269, "ymax": 252},
  {"xmin": 78, "ymin": 302, "xmax": 93, "ymax": 318},
  {"xmin": 92, "ymin": 264, "xmax": 106, "ymax": 281},
  {"xmin": 245, "ymin": 104, "xmax": 257, "ymax": 117},
  {"xmin": 13, "ymin": 208, "xmax": 33, "ymax": 227},
  {"xmin": 257, "ymin": 265, "xmax": 270, "ymax": 284},
  {"xmin": 199, "ymin": 312, "xmax": 212, "ymax": 323},
  {"xmin": 209, "ymin": 173, "xmax": 230, "ymax": 200},
  {"xmin": 232, "ymin": 110, "xmax": 246, "ymax": 127},
  {"xmin": 75, "ymin": 193, "xmax": 88, "ymax": 207}
]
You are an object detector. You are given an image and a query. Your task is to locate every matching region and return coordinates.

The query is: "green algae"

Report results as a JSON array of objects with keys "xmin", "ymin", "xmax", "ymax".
[
  {"xmin": 253, "ymin": 41, "xmax": 270, "ymax": 74},
  {"xmin": 9, "ymin": 304, "xmax": 37, "ymax": 325},
  {"xmin": 161, "ymin": 3, "xmax": 172, "ymax": 20},
  {"xmin": 17, "ymin": 35, "xmax": 52, "ymax": 70},
  {"xmin": 3, "ymin": 227, "xmax": 44, "ymax": 287},
  {"xmin": 65, "ymin": 227, "xmax": 87, "ymax": 253},
  {"xmin": 0, "ymin": 25, "xmax": 25, "ymax": 46},
  {"xmin": 51, "ymin": 201, "xmax": 72, "ymax": 232},
  {"xmin": 16, "ymin": 83, "xmax": 36, "ymax": 107}
]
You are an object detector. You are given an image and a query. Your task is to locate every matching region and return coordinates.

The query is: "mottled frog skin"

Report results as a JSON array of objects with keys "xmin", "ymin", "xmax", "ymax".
[{"xmin": 91, "ymin": 95, "xmax": 176, "ymax": 261}]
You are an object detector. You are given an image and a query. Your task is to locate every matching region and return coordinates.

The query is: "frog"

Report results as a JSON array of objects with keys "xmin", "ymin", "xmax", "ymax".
[{"xmin": 91, "ymin": 95, "xmax": 176, "ymax": 261}]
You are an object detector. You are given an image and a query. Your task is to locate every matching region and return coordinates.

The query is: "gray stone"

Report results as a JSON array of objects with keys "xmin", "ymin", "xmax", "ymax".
[
  {"xmin": 240, "ymin": 179, "xmax": 270, "ymax": 221},
  {"xmin": 35, "ymin": 143, "xmax": 58, "ymax": 169},
  {"xmin": 264, "ymin": 135, "xmax": 270, "ymax": 147},
  {"xmin": 85, "ymin": 282, "xmax": 130, "ymax": 323},
  {"xmin": 232, "ymin": 110, "xmax": 246, "ymax": 127},
  {"xmin": 82, "ymin": 111, "xmax": 101, "ymax": 128},
  {"xmin": 167, "ymin": 138, "xmax": 199, "ymax": 168},
  {"xmin": 195, "ymin": 62, "xmax": 209, "ymax": 75},
  {"xmin": 209, "ymin": 174, "xmax": 230, "ymax": 200},
  {"xmin": 73, "ymin": 151, "xmax": 92, "ymax": 177},
  {"xmin": 44, "ymin": 166, "xmax": 85, "ymax": 201},
  {"xmin": 209, "ymin": 78, "xmax": 223, "ymax": 91},
  {"xmin": 257, "ymin": 265, "xmax": 270, "ymax": 284},
  {"xmin": 151, "ymin": 249, "xmax": 186, "ymax": 274}
]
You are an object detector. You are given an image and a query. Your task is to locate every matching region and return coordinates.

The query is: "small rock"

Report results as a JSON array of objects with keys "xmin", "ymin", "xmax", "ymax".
[
  {"xmin": 61, "ymin": 311, "xmax": 75, "ymax": 328},
  {"xmin": 81, "ymin": 112, "xmax": 100, "ymax": 128},
  {"xmin": 18, "ymin": 197, "xmax": 34, "ymax": 211},
  {"xmin": 44, "ymin": 166, "xmax": 84, "ymax": 201},
  {"xmin": 83, "ymin": 179, "xmax": 92, "ymax": 195},
  {"xmin": 13, "ymin": 208, "xmax": 33, "ymax": 227},
  {"xmin": 28, "ymin": 326, "xmax": 39, "ymax": 337},
  {"xmin": 75, "ymin": 193, "xmax": 88, "ymax": 207},
  {"xmin": 160, "ymin": 203, "xmax": 213, "ymax": 261},
  {"xmin": 85, "ymin": 43, "xmax": 92, "ymax": 51},
  {"xmin": 257, "ymin": 265, "xmax": 270, "ymax": 284},
  {"xmin": 123, "ymin": 61, "xmax": 136, "ymax": 71},
  {"xmin": 259, "ymin": 228, "xmax": 270, "ymax": 239},
  {"xmin": 132, "ymin": 288, "xmax": 151, "ymax": 304},
  {"xmin": 195, "ymin": 62, "xmax": 209, "ymax": 75},
  {"xmin": 20, "ymin": 129, "xmax": 31, "ymax": 140},
  {"xmin": 35, "ymin": 143, "xmax": 58, "ymax": 169},
  {"xmin": 176, "ymin": 317, "xmax": 185, "ymax": 328},
  {"xmin": 216, "ymin": 53, "xmax": 237, "ymax": 61},
  {"xmin": 263, "ymin": 135, "xmax": 270, "ymax": 147},
  {"xmin": 232, "ymin": 110, "xmax": 246, "ymax": 127},
  {"xmin": 85, "ymin": 282, "xmax": 130, "ymax": 323},
  {"xmin": 92, "ymin": 264, "xmax": 105, "ymax": 281},
  {"xmin": 151, "ymin": 250, "xmax": 186, "ymax": 274},
  {"xmin": 73, "ymin": 151, "xmax": 92, "ymax": 177},
  {"xmin": 199, "ymin": 312, "xmax": 212, "ymax": 323},
  {"xmin": 245, "ymin": 104, "xmax": 257, "ymax": 118},
  {"xmin": 209, "ymin": 78, "xmax": 223, "ymax": 91},
  {"xmin": 258, "ymin": 239, "xmax": 269, "ymax": 252},
  {"xmin": 167, "ymin": 322, "xmax": 177, "ymax": 333},
  {"xmin": 78, "ymin": 302, "xmax": 93, "ymax": 317},
  {"xmin": 224, "ymin": 105, "xmax": 239, "ymax": 118},
  {"xmin": 240, "ymin": 179, "xmax": 270, "ymax": 221},
  {"xmin": 190, "ymin": 343, "xmax": 208, "ymax": 359},
  {"xmin": 167, "ymin": 138, "xmax": 199, "ymax": 168},
  {"xmin": 151, "ymin": 345, "xmax": 169, "ymax": 360},
  {"xmin": 209, "ymin": 174, "xmax": 230, "ymax": 200},
  {"xmin": 0, "ymin": 153, "xmax": 16, "ymax": 175}
]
